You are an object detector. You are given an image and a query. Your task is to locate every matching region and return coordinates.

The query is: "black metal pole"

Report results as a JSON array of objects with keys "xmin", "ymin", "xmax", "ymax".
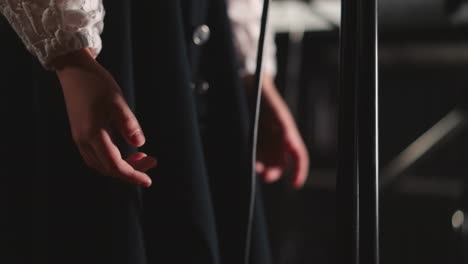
[{"xmin": 337, "ymin": 0, "xmax": 379, "ymax": 263}]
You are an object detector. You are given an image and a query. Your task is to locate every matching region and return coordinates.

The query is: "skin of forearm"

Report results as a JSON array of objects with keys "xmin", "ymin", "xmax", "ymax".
[
  {"xmin": 244, "ymin": 73, "xmax": 296, "ymax": 128},
  {"xmin": 52, "ymin": 48, "xmax": 100, "ymax": 80}
]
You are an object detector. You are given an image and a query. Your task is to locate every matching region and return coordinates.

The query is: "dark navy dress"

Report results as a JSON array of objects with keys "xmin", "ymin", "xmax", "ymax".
[{"xmin": 0, "ymin": 1, "xmax": 272, "ymax": 264}]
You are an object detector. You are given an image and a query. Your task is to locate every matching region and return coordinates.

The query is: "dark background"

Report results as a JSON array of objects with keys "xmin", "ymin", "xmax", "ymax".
[{"xmin": 263, "ymin": 0, "xmax": 468, "ymax": 263}]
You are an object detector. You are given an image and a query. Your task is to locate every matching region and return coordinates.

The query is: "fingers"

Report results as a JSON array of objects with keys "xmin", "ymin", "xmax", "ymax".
[
  {"xmin": 257, "ymin": 162, "xmax": 280, "ymax": 183},
  {"xmin": 91, "ymin": 129, "xmax": 152, "ymax": 187},
  {"xmin": 257, "ymin": 162, "xmax": 283, "ymax": 183},
  {"xmin": 256, "ymin": 162, "xmax": 265, "ymax": 174},
  {"xmin": 126, "ymin": 152, "xmax": 147, "ymax": 162},
  {"xmin": 263, "ymin": 166, "xmax": 283, "ymax": 183},
  {"xmin": 112, "ymin": 95, "xmax": 146, "ymax": 148},
  {"xmin": 126, "ymin": 152, "xmax": 157, "ymax": 172},
  {"xmin": 131, "ymin": 156, "xmax": 158, "ymax": 172},
  {"xmin": 289, "ymin": 143, "xmax": 310, "ymax": 189}
]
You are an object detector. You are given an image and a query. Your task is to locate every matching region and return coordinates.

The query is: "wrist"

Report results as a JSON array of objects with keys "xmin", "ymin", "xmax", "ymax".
[
  {"xmin": 52, "ymin": 48, "xmax": 99, "ymax": 73},
  {"xmin": 260, "ymin": 73, "xmax": 276, "ymax": 92}
]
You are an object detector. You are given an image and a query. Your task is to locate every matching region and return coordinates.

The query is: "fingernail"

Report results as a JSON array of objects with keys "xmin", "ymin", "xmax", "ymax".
[
  {"xmin": 129, "ymin": 129, "xmax": 145, "ymax": 144},
  {"xmin": 145, "ymin": 179, "xmax": 152, "ymax": 187}
]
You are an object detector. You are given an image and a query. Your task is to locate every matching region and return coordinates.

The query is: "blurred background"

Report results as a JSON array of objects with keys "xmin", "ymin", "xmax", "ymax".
[{"xmin": 263, "ymin": 0, "xmax": 468, "ymax": 263}]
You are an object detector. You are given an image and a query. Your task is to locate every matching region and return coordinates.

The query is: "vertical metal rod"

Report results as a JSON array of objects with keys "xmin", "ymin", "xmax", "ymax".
[
  {"xmin": 245, "ymin": 0, "xmax": 270, "ymax": 263},
  {"xmin": 337, "ymin": 0, "xmax": 379, "ymax": 263},
  {"xmin": 357, "ymin": 0, "xmax": 379, "ymax": 263}
]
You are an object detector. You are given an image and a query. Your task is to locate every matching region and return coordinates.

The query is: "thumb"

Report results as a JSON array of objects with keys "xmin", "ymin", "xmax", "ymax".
[{"xmin": 113, "ymin": 95, "xmax": 146, "ymax": 147}]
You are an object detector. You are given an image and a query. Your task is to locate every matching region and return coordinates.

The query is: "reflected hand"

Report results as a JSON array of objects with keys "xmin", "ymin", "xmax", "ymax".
[
  {"xmin": 53, "ymin": 48, "xmax": 156, "ymax": 187},
  {"xmin": 251, "ymin": 74, "xmax": 310, "ymax": 189}
]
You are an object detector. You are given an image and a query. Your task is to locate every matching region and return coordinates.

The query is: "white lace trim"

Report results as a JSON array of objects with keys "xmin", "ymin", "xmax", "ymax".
[{"xmin": 0, "ymin": 0, "xmax": 104, "ymax": 69}]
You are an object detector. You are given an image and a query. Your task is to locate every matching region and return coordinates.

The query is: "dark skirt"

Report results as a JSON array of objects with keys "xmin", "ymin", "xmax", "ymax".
[{"xmin": 0, "ymin": 1, "xmax": 271, "ymax": 264}]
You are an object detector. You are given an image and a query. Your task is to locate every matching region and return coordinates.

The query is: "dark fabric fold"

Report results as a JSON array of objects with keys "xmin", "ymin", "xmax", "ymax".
[{"xmin": 0, "ymin": 1, "xmax": 271, "ymax": 263}]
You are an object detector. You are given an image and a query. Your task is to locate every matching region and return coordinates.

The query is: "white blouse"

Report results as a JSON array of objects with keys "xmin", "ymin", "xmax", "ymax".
[
  {"xmin": 228, "ymin": 0, "xmax": 277, "ymax": 76},
  {"xmin": 0, "ymin": 0, "xmax": 104, "ymax": 69},
  {"xmin": 0, "ymin": 0, "xmax": 276, "ymax": 75}
]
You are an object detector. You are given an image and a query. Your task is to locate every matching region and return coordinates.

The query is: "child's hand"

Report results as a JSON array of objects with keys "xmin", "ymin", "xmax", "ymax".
[
  {"xmin": 247, "ymin": 74, "xmax": 310, "ymax": 189},
  {"xmin": 53, "ymin": 48, "xmax": 156, "ymax": 187}
]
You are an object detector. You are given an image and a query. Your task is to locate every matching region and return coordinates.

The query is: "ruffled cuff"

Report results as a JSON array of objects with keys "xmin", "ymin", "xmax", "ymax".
[
  {"xmin": 228, "ymin": 0, "xmax": 278, "ymax": 77},
  {"xmin": 242, "ymin": 26, "xmax": 277, "ymax": 77},
  {"xmin": 0, "ymin": 0, "xmax": 105, "ymax": 70}
]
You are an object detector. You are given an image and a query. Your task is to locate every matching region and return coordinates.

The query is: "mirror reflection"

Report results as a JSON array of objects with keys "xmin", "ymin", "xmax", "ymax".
[
  {"xmin": 379, "ymin": 0, "xmax": 468, "ymax": 263},
  {"xmin": 263, "ymin": 0, "xmax": 340, "ymax": 263}
]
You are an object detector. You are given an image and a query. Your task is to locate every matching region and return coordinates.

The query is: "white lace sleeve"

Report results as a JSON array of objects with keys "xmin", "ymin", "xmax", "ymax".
[
  {"xmin": 227, "ymin": 0, "xmax": 277, "ymax": 76},
  {"xmin": 0, "ymin": 0, "xmax": 104, "ymax": 69}
]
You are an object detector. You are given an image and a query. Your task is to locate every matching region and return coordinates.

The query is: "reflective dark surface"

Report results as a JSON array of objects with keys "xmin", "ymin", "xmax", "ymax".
[
  {"xmin": 379, "ymin": 0, "xmax": 468, "ymax": 263},
  {"xmin": 265, "ymin": 1, "xmax": 340, "ymax": 263},
  {"xmin": 268, "ymin": 1, "xmax": 468, "ymax": 263}
]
